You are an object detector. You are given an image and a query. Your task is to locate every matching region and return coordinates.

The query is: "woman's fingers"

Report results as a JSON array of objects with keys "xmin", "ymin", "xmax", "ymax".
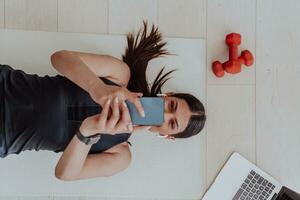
[
  {"xmin": 115, "ymin": 101, "xmax": 132, "ymax": 132},
  {"xmin": 126, "ymin": 92, "xmax": 145, "ymax": 117},
  {"xmin": 96, "ymin": 99, "xmax": 111, "ymax": 129},
  {"xmin": 136, "ymin": 92, "xmax": 143, "ymax": 97},
  {"xmin": 106, "ymin": 97, "xmax": 120, "ymax": 130},
  {"xmin": 134, "ymin": 98, "xmax": 145, "ymax": 117},
  {"xmin": 121, "ymin": 101, "xmax": 132, "ymax": 123},
  {"xmin": 98, "ymin": 98, "xmax": 111, "ymax": 122}
]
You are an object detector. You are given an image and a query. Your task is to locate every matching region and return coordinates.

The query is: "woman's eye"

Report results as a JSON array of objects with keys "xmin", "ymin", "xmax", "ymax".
[{"xmin": 171, "ymin": 101, "xmax": 174, "ymax": 110}]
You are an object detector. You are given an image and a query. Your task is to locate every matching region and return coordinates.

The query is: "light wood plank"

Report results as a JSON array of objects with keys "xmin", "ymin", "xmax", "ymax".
[
  {"xmin": 108, "ymin": 0, "xmax": 157, "ymax": 34},
  {"xmin": 106, "ymin": 198, "xmax": 155, "ymax": 200},
  {"xmin": 0, "ymin": 197, "xmax": 20, "ymax": 200},
  {"xmin": 256, "ymin": 0, "xmax": 300, "ymax": 192},
  {"xmin": 53, "ymin": 197, "xmax": 106, "ymax": 200},
  {"xmin": 58, "ymin": 0, "xmax": 108, "ymax": 34},
  {"xmin": 158, "ymin": 0, "xmax": 206, "ymax": 38},
  {"xmin": 17, "ymin": 197, "xmax": 53, "ymax": 200},
  {"xmin": 207, "ymin": 0, "xmax": 256, "ymax": 85},
  {"xmin": 83, "ymin": 197, "xmax": 107, "ymax": 200},
  {"xmin": 5, "ymin": 0, "xmax": 57, "ymax": 31},
  {"xmin": 0, "ymin": 0, "xmax": 4, "ymax": 28},
  {"xmin": 53, "ymin": 197, "xmax": 85, "ymax": 200},
  {"xmin": 206, "ymin": 85, "xmax": 255, "ymax": 187}
]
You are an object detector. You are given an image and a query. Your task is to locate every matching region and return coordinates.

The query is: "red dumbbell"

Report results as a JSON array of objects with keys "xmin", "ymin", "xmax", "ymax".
[{"xmin": 212, "ymin": 33, "xmax": 254, "ymax": 78}]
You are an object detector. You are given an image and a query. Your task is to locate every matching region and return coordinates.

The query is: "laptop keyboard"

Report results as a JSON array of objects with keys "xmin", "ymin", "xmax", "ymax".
[{"xmin": 232, "ymin": 170, "xmax": 276, "ymax": 200}]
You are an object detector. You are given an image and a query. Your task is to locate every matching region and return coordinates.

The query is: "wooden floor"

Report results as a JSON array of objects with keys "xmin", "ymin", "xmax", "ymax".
[{"xmin": 0, "ymin": 0, "xmax": 299, "ymax": 199}]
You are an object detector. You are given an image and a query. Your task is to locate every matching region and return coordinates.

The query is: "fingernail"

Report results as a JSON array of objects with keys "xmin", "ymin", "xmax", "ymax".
[
  {"xmin": 141, "ymin": 111, "xmax": 145, "ymax": 117},
  {"xmin": 107, "ymin": 99, "xmax": 111, "ymax": 104},
  {"xmin": 115, "ymin": 97, "xmax": 119, "ymax": 103},
  {"xmin": 123, "ymin": 101, "xmax": 127, "ymax": 107}
]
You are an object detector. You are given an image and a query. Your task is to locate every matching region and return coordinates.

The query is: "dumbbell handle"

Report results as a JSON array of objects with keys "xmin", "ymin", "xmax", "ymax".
[{"xmin": 229, "ymin": 44, "xmax": 239, "ymax": 61}]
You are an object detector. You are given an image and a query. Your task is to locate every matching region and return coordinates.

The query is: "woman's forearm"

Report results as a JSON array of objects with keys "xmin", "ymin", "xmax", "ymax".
[
  {"xmin": 55, "ymin": 130, "xmax": 92, "ymax": 180},
  {"xmin": 50, "ymin": 50, "xmax": 105, "ymax": 95}
]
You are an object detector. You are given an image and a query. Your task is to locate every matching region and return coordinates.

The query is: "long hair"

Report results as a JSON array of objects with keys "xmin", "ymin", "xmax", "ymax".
[{"xmin": 122, "ymin": 21, "xmax": 206, "ymax": 138}]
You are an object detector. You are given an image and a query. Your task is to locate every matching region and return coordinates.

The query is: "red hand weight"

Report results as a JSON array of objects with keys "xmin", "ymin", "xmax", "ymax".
[{"xmin": 212, "ymin": 33, "xmax": 254, "ymax": 78}]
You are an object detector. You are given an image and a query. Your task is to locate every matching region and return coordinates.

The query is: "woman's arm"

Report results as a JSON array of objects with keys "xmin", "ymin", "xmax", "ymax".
[
  {"xmin": 55, "ymin": 135, "xmax": 131, "ymax": 181},
  {"xmin": 55, "ymin": 97, "xmax": 123, "ymax": 180},
  {"xmin": 50, "ymin": 50, "xmax": 130, "ymax": 94},
  {"xmin": 50, "ymin": 50, "xmax": 145, "ymax": 116},
  {"xmin": 55, "ymin": 97, "xmax": 149, "ymax": 181},
  {"xmin": 55, "ymin": 98, "xmax": 150, "ymax": 181}
]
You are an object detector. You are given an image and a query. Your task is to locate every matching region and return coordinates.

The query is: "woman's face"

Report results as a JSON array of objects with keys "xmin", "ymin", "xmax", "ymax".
[{"xmin": 148, "ymin": 94, "xmax": 192, "ymax": 140}]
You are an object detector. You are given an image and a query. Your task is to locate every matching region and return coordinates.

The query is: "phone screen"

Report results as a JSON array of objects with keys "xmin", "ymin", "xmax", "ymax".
[{"xmin": 125, "ymin": 97, "xmax": 164, "ymax": 125}]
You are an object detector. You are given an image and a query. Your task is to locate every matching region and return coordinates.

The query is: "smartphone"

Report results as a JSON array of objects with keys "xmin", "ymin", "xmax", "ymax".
[{"xmin": 125, "ymin": 97, "xmax": 164, "ymax": 125}]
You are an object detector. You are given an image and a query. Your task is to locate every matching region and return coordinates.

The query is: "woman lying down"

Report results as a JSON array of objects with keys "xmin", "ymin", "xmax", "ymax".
[{"xmin": 0, "ymin": 22, "xmax": 206, "ymax": 181}]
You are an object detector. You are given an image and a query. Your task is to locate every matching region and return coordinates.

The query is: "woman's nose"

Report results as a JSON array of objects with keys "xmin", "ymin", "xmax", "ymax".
[{"xmin": 164, "ymin": 112, "xmax": 173, "ymax": 120}]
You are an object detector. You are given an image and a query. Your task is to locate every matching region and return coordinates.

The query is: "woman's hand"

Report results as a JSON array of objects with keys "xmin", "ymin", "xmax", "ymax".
[
  {"xmin": 79, "ymin": 97, "xmax": 150, "ymax": 137},
  {"xmin": 89, "ymin": 82, "xmax": 145, "ymax": 117}
]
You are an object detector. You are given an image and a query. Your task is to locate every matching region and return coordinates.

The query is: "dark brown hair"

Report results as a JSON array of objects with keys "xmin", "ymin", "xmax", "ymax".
[{"xmin": 122, "ymin": 21, "xmax": 206, "ymax": 138}]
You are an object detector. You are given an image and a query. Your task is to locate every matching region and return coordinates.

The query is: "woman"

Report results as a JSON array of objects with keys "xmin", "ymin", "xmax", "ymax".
[{"xmin": 0, "ymin": 22, "xmax": 206, "ymax": 180}]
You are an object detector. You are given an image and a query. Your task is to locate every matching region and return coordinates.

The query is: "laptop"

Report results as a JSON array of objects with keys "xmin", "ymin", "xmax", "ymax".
[{"xmin": 202, "ymin": 152, "xmax": 300, "ymax": 200}]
